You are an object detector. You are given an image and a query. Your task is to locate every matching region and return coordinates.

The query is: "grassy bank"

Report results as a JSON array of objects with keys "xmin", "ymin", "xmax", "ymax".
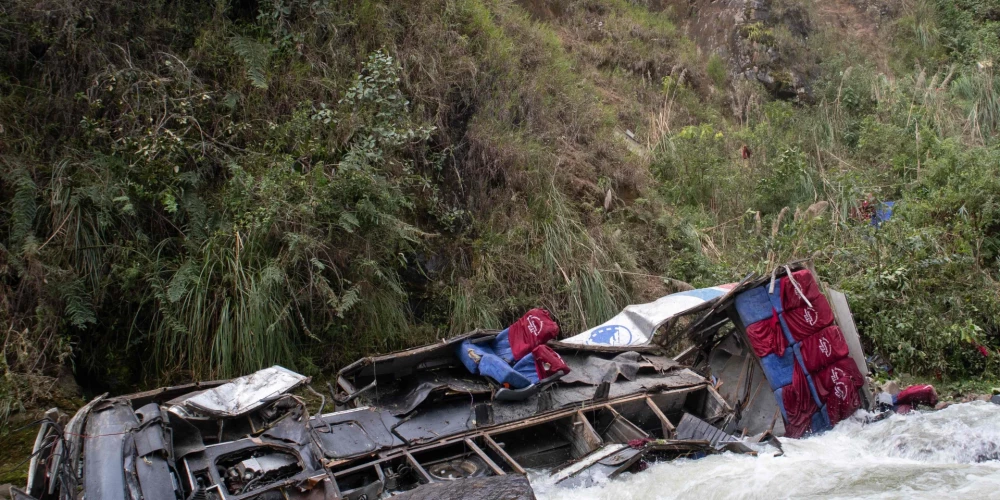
[{"xmin": 0, "ymin": 0, "xmax": 997, "ymax": 431}]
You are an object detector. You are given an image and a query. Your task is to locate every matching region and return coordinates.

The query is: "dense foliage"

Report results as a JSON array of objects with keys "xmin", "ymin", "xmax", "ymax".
[
  {"xmin": 649, "ymin": 0, "xmax": 1000, "ymax": 378},
  {"xmin": 0, "ymin": 0, "xmax": 686, "ymax": 411},
  {"xmin": 1, "ymin": 0, "xmax": 997, "ymax": 424}
]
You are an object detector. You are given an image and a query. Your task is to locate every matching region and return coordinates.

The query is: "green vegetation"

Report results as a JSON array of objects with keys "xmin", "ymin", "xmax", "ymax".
[
  {"xmin": 0, "ymin": 0, "xmax": 997, "ymax": 435},
  {"xmin": 0, "ymin": 0, "xmax": 678, "ymax": 405},
  {"xmin": 707, "ymin": 54, "xmax": 728, "ymax": 88},
  {"xmin": 651, "ymin": 0, "xmax": 1000, "ymax": 380}
]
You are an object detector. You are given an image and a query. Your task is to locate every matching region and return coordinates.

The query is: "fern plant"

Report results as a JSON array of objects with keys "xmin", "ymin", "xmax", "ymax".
[{"xmin": 229, "ymin": 35, "xmax": 273, "ymax": 89}]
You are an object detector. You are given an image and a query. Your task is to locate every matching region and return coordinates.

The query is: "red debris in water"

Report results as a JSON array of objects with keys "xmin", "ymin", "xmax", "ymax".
[
  {"xmin": 896, "ymin": 384, "xmax": 938, "ymax": 408},
  {"xmin": 628, "ymin": 438, "xmax": 654, "ymax": 449}
]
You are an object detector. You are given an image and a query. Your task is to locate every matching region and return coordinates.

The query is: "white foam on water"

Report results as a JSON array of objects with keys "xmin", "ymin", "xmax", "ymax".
[{"xmin": 530, "ymin": 402, "xmax": 1000, "ymax": 500}]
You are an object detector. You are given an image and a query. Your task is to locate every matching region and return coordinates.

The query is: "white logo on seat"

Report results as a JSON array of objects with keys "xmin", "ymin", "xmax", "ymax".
[
  {"xmin": 834, "ymin": 381, "xmax": 848, "ymax": 400},
  {"xmin": 830, "ymin": 367, "xmax": 849, "ymax": 400},
  {"xmin": 803, "ymin": 308, "xmax": 818, "ymax": 326},
  {"xmin": 527, "ymin": 315, "xmax": 543, "ymax": 336},
  {"xmin": 819, "ymin": 338, "xmax": 832, "ymax": 357}
]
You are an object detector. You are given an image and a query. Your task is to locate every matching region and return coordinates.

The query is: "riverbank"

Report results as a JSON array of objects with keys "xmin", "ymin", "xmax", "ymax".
[{"xmin": 531, "ymin": 401, "xmax": 1000, "ymax": 499}]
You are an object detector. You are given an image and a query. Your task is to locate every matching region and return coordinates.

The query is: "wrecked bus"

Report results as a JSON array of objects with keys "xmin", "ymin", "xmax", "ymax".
[{"xmin": 16, "ymin": 261, "xmax": 872, "ymax": 499}]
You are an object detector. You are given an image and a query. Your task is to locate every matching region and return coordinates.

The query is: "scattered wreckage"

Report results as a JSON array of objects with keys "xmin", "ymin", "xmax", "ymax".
[{"xmin": 18, "ymin": 261, "xmax": 876, "ymax": 499}]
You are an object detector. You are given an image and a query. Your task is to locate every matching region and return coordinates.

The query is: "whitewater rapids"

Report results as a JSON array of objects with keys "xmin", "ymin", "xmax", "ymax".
[{"xmin": 530, "ymin": 401, "xmax": 1000, "ymax": 500}]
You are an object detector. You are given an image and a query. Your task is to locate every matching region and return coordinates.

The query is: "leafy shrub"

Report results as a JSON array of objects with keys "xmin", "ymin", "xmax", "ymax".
[
  {"xmin": 741, "ymin": 22, "xmax": 776, "ymax": 46},
  {"xmin": 707, "ymin": 54, "xmax": 728, "ymax": 87},
  {"xmin": 652, "ymin": 124, "xmax": 731, "ymax": 209}
]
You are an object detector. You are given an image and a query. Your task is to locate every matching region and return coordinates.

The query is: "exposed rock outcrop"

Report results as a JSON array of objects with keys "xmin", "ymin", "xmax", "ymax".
[{"xmin": 659, "ymin": 0, "xmax": 816, "ymax": 100}]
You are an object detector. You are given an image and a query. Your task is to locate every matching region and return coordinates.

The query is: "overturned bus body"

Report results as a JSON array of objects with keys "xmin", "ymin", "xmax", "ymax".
[{"xmin": 19, "ymin": 262, "xmax": 872, "ymax": 499}]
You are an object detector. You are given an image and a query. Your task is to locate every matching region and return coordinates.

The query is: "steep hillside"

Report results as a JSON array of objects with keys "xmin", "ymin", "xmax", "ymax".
[
  {"xmin": 1, "ymin": 0, "xmax": 998, "ymax": 428},
  {"xmin": 0, "ymin": 0, "xmax": 705, "ymax": 403}
]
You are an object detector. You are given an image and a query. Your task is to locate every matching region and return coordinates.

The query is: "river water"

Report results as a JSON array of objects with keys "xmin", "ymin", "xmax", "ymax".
[{"xmin": 531, "ymin": 401, "xmax": 1000, "ymax": 500}]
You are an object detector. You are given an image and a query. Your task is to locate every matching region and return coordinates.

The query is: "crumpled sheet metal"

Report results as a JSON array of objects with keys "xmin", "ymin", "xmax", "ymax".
[
  {"xmin": 134, "ymin": 403, "xmax": 168, "ymax": 457},
  {"xmin": 561, "ymin": 352, "xmax": 643, "ymax": 385},
  {"xmin": 560, "ymin": 352, "xmax": 682, "ymax": 386},
  {"xmin": 560, "ymin": 286, "xmax": 735, "ymax": 347},
  {"xmin": 543, "ymin": 369, "xmax": 706, "ymax": 409},
  {"xmin": 182, "ymin": 365, "xmax": 307, "ymax": 417},
  {"xmin": 312, "ymin": 407, "xmax": 403, "ymax": 459},
  {"xmin": 314, "ymin": 368, "xmax": 705, "ymax": 455},
  {"xmin": 392, "ymin": 400, "xmax": 475, "ymax": 444},
  {"xmin": 675, "ymin": 413, "xmax": 753, "ymax": 453},
  {"xmin": 84, "ymin": 402, "xmax": 139, "ymax": 500},
  {"xmin": 263, "ymin": 413, "xmax": 313, "ymax": 446},
  {"xmin": 708, "ymin": 332, "xmax": 782, "ymax": 437},
  {"xmin": 372, "ymin": 373, "xmax": 492, "ymax": 416}
]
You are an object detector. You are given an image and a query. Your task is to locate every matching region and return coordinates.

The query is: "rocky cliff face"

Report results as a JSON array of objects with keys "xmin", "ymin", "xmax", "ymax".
[
  {"xmin": 657, "ymin": 0, "xmax": 897, "ymax": 101},
  {"xmin": 512, "ymin": 0, "xmax": 900, "ymax": 101},
  {"xmin": 654, "ymin": 0, "xmax": 810, "ymax": 99}
]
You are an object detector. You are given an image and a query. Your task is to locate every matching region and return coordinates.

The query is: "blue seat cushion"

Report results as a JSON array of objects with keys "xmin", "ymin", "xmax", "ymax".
[
  {"xmin": 455, "ymin": 338, "xmax": 497, "ymax": 374},
  {"xmin": 811, "ymin": 405, "xmax": 832, "ymax": 433},
  {"xmin": 767, "ymin": 278, "xmax": 783, "ymax": 313},
  {"xmin": 491, "ymin": 328, "xmax": 515, "ymax": 364},
  {"xmin": 805, "ymin": 372, "xmax": 823, "ymax": 408},
  {"xmin": 479, "ymin": 353, "xmax": 532, "ymax": 389},
  {"xmin": 512, "ymin": 353, "xmax": 540, "ymax": 385},
  {"xmin": 735, "ymin": 286, "xmax": 774, "ymax": 326},
  {"xmin": 760, "ymin": 346, "xmax": 796, "ymax": 391},
  {"xmin": 791, "ymin": 342, "xmax": 808, "ymax": 374},
  {"xmin": 777, "ymin": 310, "xmax": 796, "ymax": 345}
]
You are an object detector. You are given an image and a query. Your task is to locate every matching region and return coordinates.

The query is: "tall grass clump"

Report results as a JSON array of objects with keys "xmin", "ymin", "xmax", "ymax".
[{"xmin": 0, "ymin": 0, "xmax": 699, "ymax": 402}]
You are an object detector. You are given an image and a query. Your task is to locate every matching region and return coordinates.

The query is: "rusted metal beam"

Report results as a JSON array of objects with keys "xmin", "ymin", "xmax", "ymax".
[
  {"xmin": 556, "ymin": 411, "xmax": 602, "ymax": 459},
  {"xmin": 704, "ymin": 384, "xmax": 733, "ymax": 422},
  {"xmin": 464, "ymin": 438, "xmax": 506, "ymax": 476},
  {"xmin": 599, "ymin": 405, "xmax": 649, "ymax": 443},
  {"xmin": 574, "ymin": 411, "xmax": 603, "ymax": 451},
  {"xmin": 485, "ymin": 388, "xmax": 699, "ymax": 434},
  {"xmin": 483, "ymin": 435, "xmax": 526, "ymax": 475},
  {"xmin": 405, "ymin": 451, "xmax": 434, "ymax": 484},
  {"xmin": 332, "ymin": 460, "xmax": 387, "ymax": 478},
  {"xmin": 328, "ymin": 384, "xmax": 709, "ymax": 475},
  {"xmin": 645, "ymin": 396, "xmax": 675, "ymax": 438},
  {"xmin": 336, "ymin": 375, "xmax": 357, "ymax": 399}
]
